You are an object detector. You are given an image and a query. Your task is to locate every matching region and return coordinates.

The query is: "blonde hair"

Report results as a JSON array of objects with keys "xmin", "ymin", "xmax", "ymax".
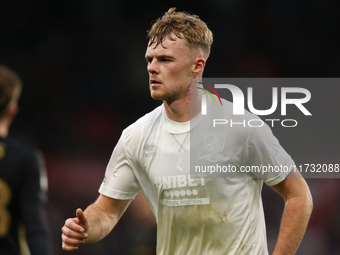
[{"xmin": 147, "ymin": 8, "xmax": 213, "ymax": 59}]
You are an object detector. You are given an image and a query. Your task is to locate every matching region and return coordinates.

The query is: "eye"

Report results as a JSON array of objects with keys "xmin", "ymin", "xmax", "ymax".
[{"xmin": 161, "ymin": 58, "xmax": 171, "ymax": 62}]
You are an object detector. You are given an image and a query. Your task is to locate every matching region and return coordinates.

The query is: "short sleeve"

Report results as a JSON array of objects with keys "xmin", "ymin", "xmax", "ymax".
[
  {"xmin": 99, "ymin": 134, "xmax": 141, "ymax": 200},
  {"xmin": 245, "ymin": 124, "xmax": 295, "ymax": 186}
]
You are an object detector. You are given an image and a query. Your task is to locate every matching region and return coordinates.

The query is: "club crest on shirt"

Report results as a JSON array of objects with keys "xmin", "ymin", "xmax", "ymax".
[
  {"xmin": 197, "ymin": 131, "xmax": 228, "ymax": 162},
  {"xmin": 144, "ymin": 143, "xmax": 156, "ymax": 158}
]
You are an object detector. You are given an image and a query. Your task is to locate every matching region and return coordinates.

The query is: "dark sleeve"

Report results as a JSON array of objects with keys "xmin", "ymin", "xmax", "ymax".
[{"xmin": 20, "ymin": 150, "xmax": 53, "ymax": 255}]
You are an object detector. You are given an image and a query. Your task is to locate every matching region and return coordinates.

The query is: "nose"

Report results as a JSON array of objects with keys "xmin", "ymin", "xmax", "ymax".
[{"xmin": 147, "ymin": 59, "xmax": 158, "ymax": 74}]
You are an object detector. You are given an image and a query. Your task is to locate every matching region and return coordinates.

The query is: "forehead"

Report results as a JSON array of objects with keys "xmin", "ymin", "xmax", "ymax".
[{"xmin": 145, "ymin": 35, "xmax": 190, "ymax": 57}]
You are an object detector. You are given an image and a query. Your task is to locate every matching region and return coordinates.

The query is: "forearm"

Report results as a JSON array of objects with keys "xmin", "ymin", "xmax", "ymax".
[
  {"xmin": 82, "ymin": 195, "xmax": 132, "ymax": 243},
  {"xmin": 62, "ymin": 195, "xmax": 131, "ymax": 251},
  {"xmin": 272, "ymin": 194, "xmax": 313, "ymax": 255},
  {"xmin": 83, "ymin": 202, "xmax": 118, "ymax": 243}
]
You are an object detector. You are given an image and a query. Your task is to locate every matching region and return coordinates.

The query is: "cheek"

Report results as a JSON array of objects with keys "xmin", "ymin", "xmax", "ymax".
[
  {"xmin": 167, "ymin": 74, "xmax": 187, "ymax": 90},
  {"xmin": 168, "ymin": 66, "xmax": 192, "ymax": 81}
]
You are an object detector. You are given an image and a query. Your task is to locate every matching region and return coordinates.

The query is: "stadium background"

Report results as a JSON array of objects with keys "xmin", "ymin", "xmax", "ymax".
[{"xmin": 1, "ymin": 0, "xmax": 339, "ymax": 254}]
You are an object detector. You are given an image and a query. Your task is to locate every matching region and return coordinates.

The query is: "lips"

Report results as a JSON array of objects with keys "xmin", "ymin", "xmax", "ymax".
[{"xmin": 150, "ymin": 79, "xmax": 162, "ymax": 87}]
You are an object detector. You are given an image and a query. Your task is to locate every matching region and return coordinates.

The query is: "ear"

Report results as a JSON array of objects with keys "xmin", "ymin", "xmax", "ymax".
[
  {"xmin": 7, "ymin": 105, "xmax": 19, "ymax": 119},
  {"xmin": 192, "ymin": 57, "xmax": 206, "ymax": 78}
]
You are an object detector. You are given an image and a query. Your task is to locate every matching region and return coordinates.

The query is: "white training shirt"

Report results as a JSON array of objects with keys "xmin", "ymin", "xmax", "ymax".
[{"xmin": 99, "ymin": 98, "xmax": 294, "ymax": 255}]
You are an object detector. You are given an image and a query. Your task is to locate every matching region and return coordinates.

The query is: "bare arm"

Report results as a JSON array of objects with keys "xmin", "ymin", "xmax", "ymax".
[
  {"xmin": 61, "ymin": 194, "xmax": 132, "ymax": 251},
  {"xmin": 270, "ymin": 170, "xmax": 313, "ymax": 255}
]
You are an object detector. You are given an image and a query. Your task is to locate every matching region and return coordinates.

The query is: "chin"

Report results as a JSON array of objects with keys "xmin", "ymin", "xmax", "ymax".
[{"xmin": 150, "ymin": 91, "xmax": 165, "ymax": 101}]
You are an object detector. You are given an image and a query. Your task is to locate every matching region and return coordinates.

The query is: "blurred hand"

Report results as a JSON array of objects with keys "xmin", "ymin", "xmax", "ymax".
[{"xmin": 61, "ymin": 208, "xmax": 89, "ymax": 251}]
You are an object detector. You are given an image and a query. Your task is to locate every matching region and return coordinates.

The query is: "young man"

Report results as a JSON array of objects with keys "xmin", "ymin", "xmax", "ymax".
[
  {"xmin": 0, "ymin": 65, "xmax": 53, "ymax": 255},
  {"xmin": 62, "ymin": 8, "xmax": 312, "ymax": 254}
]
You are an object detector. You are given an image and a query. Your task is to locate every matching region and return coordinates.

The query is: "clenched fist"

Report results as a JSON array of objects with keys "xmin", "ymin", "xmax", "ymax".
[{"xmin": 61, "ymin": 208, "xmax": 89, "ymax": 251}]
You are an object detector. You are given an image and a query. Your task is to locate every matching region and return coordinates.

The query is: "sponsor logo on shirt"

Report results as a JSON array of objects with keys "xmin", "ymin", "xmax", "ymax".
[
  {"xmin": 143, "ymin": 143, "xmax": 156, "ymax": 158},
  {"xmin": 154, "ymin": 174, "xmax": 205, "ymax": 189},
  {"xmin": 155, "ymin": 175, "xmax": 210, "ymax": 206},
  {"xmin": 160, "ymin": 198, "xmax": 210, "ymax": 207}
]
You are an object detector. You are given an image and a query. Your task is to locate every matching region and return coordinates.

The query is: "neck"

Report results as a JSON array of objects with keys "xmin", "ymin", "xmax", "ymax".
[
  {"xmin": 163, "ymin": 100, "xmax": 190, "ymax": 122},
  {"xmin": 163, "ymin": 86, "xmax": 201, "ymax": 123}
]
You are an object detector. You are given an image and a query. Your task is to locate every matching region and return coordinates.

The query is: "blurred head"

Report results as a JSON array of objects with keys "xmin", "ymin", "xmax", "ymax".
[
  {"xmin": 0, "ymin": 65, "xmax": 22, "ymax": 121},
  {"xmin": 147, "ymin": 8, "xmax": 213, "ymax": 60}
]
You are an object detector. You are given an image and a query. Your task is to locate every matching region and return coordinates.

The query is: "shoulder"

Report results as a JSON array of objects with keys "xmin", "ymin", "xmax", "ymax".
[
  {"xmin": 117, "ymin": 105, "xmax": 163, "ymax": 149},
  {"xmin": 0, "ymin": 136, "xmax": 44, "ymax": 185},
  {"xmin": 208, "ymin": 97, "xmax": 265, "ymax": 136},
  {"xmin": 0, "ymin": 136, "xmax": 38, "ymax": 161},
  {"xmin": 125, "ymin": 104, "xmax": 163, "ymax": 130},
  {"xmin": 212, "ymin": 97, "xmax": 260, "ymax": 120},
  {"xmin": 122, "ymin": 105, "xmax": 163, "ymax": 137},
  {"xmin": 204, "ymin": 96, "xmax": 281, "ymax": 151}
]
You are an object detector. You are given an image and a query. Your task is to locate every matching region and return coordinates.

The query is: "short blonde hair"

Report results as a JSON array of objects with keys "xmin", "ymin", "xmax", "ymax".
[{"xmin": 147, "ymin": 8, "xmax": 213, "ymax": 59}]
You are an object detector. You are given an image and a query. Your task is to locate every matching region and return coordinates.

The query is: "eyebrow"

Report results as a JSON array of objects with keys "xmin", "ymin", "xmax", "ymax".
[{"xmin": 145, "ymin": 54, "xmax": 175, "ymax": 61}]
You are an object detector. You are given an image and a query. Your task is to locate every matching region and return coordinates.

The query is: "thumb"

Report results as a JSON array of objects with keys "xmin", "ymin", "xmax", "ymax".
[{"xmin": 76, "ymin": 208, "xmax": 88, "ymax": 227}]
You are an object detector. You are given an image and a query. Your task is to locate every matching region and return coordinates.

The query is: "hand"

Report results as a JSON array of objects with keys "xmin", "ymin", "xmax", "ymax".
[{"xmin": 61, "ymin": 208, "xmax": 89, "ymax": 251}]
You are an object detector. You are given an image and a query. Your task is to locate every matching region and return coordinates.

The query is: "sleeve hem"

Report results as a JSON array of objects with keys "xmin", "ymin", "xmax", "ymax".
[
  {"xmin": 99, "ymin": 185, "xmax": 138, "ymax": 200},
  {"xmin": 264, "ymin": 162, "xmax": 294, "ymax": 186}
]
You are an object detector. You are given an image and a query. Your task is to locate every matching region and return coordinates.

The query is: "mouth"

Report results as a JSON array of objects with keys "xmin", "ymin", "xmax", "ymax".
[{"xmin": 150, "ymin": 79, "xmax": 162, "ymax": 87}]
